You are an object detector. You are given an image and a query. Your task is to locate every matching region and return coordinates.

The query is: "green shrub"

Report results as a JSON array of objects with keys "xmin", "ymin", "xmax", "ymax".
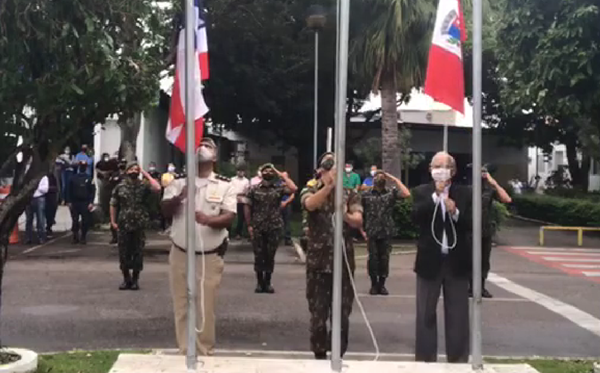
[
  {"xmin": 513, "ymin": 193, "xmax": 600, "ymax": 226},
  {"xmin": 393, "ymin": 197, "xmax": 418, "ymax": 239}
]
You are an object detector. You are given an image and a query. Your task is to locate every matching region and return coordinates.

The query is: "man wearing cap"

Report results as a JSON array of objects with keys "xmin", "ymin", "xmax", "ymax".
[
  {"xmin": 110, "ymin": 161, "xmax": 161, "ymax": 290},
  {"xmin": 161, "ymin": 137, "xmax": 237, "ymax": 356},
  {"xmin": 68, "ymin": 160, "xmax": 96, "ymax": 244},
  {"xmin": 301, "ymin": 152, "xmax": 364, "ymax": 360},
  {"xmin": 242, "ymin": 163, "xmax": 297, "ymax": 293},
  {"xmin": 108, "ymin": 158, "xmax": 127, "ymax": 244},
  {"xmin": 361, "ymin": 170, "xmax": 410, "ymax": 295}
]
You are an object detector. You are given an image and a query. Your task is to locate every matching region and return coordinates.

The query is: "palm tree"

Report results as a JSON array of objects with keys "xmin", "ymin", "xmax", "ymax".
[{"xmin": 350, "ymin": 0, "xmax": 436, "ymax": 177}]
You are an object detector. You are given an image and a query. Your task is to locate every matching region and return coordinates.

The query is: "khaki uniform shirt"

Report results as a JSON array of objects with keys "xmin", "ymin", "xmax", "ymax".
[{"xmin": 163, "ymin": 172, "xmax": 237, "ymax": 252}]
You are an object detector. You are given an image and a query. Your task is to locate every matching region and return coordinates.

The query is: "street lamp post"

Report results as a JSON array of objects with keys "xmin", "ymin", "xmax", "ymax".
[{"xmin": 306, "ymin": 5, "xmax": 327, "ymax": 170}]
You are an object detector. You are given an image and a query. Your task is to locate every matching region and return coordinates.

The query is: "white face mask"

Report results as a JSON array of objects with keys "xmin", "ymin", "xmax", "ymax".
[
  {"xmin": 197, "ymin": 147, "xmax": 215, "ymax": 163},
  {"xmin": 431, "ymin": 168, "xmax": 452, "ymax": 182},
  {"xmin": 345, "ymin": 167, "xmax": 352, "ymax": 173},
  {"xmin": 64, "ymin": 148, "xmax": 70, "ymax": 155},
  {"xmin": 168, "ymin": 166, "xmax": 176, "ymax": 173},
  {"xmin": 370, "ymin": 170, "xmax": 376, "ymax": 177}
]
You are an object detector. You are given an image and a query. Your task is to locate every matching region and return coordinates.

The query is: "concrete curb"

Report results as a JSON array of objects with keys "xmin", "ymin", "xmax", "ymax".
[
  {"xmin": 0, "ymin": 348, "xmax": 38, "ymax": 373},
  {"xmin": 594, "ymin": 362, "xmax": 599, "ymax": 373},
  {"xmin": 510, "ymin": 214, "xmax": 556, "ymax": 226}
]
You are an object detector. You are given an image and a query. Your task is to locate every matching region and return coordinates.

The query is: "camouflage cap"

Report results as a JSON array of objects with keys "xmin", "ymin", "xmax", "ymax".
[
  {"xmin": 259, "ymin": 163, "xmax": 275, "ymax": 172},
  {"xmin": 317, "ymin": 152, "xmax": 334, "ymax": 165},
  {"xmin": 126, "ymin": 160, "xmax": 139, "ymax": 171},
  {"xmin": 199, "ymin": 137, "xmax": 217, "ymax": 149}
]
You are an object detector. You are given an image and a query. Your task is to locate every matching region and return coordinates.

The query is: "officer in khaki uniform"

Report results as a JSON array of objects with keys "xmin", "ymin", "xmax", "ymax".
[{"xmin": 161, "ymin": 138, "xmax": 237, "ymax": 356}]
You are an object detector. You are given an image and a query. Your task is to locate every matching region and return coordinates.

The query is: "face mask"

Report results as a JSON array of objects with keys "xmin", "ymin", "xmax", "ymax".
[
  {"xmin": 103, "ymin": 157, "xmax": 109, "ymax": 162},
  {"xmin": 79, "ymin": 165, "xmax": 87, "ymax": 173},
  {"xmin": 262, "ymin": 173, "xmax": 275, "ymax": 181},
  {"xmin": 431, "ymin": 168, "xmax": 452, "ymax": 182},
  {"xmin": 345, "ymin": 167, "xmax": 352, "ymax": 173},
  {"xmin": 149, "ymin": 166, "xmax": 156, "ymax": 171},
  {"xmin": 197, "ymin": 147, "xmax": 214, "ymax": 163},
  {"xmin": 82, "ymin": 148, "xmax": 88, "ymax": 153},
  {"xmin": 168, "ymin": 166, "xmax": 176, "ymax": 173},
  {"xmin": 321, "ymin": 159, "xmax": 334, "ymax": 171},
  {"xmin": 64, "ymin": 149, "xmax": 71, "ymax": 155},
  {"xmin": 370, "ymin": 170, "xmax": 376, "ymax": 177},
  {"xmin": 128, "ymin": 172, "xmax": 140, "ymax": 180}
]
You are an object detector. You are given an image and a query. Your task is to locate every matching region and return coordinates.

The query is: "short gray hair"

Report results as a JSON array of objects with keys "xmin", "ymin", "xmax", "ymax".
[{"xmin": 430, "ymin": 151, "xmax": 456, "ymax": 169}]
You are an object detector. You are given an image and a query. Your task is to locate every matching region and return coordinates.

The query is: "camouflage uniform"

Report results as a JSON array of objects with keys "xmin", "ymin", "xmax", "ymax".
[
  {"xmin": 108, "ymin": 165, "xmax": 126, "ymax": 244},
  {"xmin": 244, "ymin": 181, "xmax": 292, "ymax": 275},
  {"xmin": 300, "ymin": 181, "xmax": 362, "ymax": 357},
  {"xmin": 110, "ymin": 178, "xmax": 152, "ymax": 273},
  {"xmin": 362, "ymin": 188, "xmax": 401, "ymax": 280},
  {"xmin": 480, "ymin": 181, "xmax": 498, "ymax": 283}
]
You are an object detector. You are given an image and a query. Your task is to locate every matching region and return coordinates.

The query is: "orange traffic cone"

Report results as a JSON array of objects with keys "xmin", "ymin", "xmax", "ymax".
[{"xmin": 9, "ymin": 225, "xmax": 19, "ymax": 244}]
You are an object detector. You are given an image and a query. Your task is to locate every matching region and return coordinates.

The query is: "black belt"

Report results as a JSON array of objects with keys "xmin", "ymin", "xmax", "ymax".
[{"xmin": 175, "ymin": 244, "xmax": 219, "ymax": 256}]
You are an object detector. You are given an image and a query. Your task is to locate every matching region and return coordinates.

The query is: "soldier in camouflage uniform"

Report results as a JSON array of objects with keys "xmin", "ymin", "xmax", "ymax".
[
  {"xmin": 469, "ymin": 165, "xmax": 512, "ymax": 298},
  {"xmin": 361, "ymin": 170, "xmax": 410, "ymax": 295},
  {"xmin": 108, "ymin": 158, "xmax": 127, "ymax": 244},
  {"xmin": 243, "ymin": 163, "xmax": 297, "ymax": 293},
  {"xmin": 301, "ymin": 152, "xmax": 364, "ymax": 360},
  {"xmin": 110, "ymin": 161, "xmax": 161, "ymax": 290}
]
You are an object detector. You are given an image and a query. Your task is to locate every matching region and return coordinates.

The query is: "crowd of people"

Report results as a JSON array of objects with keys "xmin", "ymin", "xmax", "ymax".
[{"xmin": 23, "ymin": 139, "xmax": 513, "ymax": 363}]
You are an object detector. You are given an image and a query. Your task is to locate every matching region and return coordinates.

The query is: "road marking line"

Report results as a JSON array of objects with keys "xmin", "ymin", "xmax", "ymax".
[
  {"xmin": 562, "ymin": 264, "xmax": 600, "ymax": 269},
  {"xmin": 355, "ymin": 250, "xmax": 416, "ymax": 260},
  {"xmin": 542, "ymin": 257, "xmax": 600, "ymax": 262},
  {"xmin": 356, "ymin": 294, "xmax": 526, "ymax": 302},
  {"xmin": 488, "ymin": 273, "xmax": 600, "ymax": 338},
  {"xmin": 527, "ymin": 251, "xmax": 600, "ymax": 256},
  {"xmin": 46, "ymin": 249, "xmax": 81, "ymax": 255},
  {"xmin": 22, "ymin": 233, "xmax": 69, "ymax": 254},
  {"xmin": 582, "ymin": 272, "xmax": 600, "ymax": 277},
  {"xmin": 509, "ymin": 247, "xmax": 600, "ymax": 253}
]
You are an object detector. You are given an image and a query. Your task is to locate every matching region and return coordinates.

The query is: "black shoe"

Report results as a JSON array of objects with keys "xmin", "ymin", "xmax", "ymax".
[
  {"xmin": 71, "ymin": 235, "xmax": 79, "ymax": 244},
  {"xmin": 80, "ymin": 237, "xmax": 87, "ymax": 245},
  {"xmin": 263, "ymin": 272, "xmax": 275, "ymax": 294},
  {"xmin": 255, "ymin": 272, "xmax": 264, "ymax": 293},
  {"xmin": 482, "ymin": 288, "xmax": 493, "ymax": 298},
  {"xmin": 130, "ymin": 271, "xmax": 140, "ymax": 290},
  {"xmin": 314, "ymin": 352, "xmax": 327, "ymax": 360},
  {"xmin": 468, "ymin": 288, "xmax": 473, "ymax": 298},
  {"xmin": 369, "ymin": 276, "xmax": 379, "ymax": 295},
  {"xmin": 119, "ymin": 281, "xmax": 132, "ymax": 290},
  {"xmin": 379, "ymin": 277, "xmax": 389, "ymax": 296},
  {"xmin": 109, "ymin": 237, "xmax": 118, "ymax": 245},
  {"xmin": 285, "ymin": 239, "xmax": 293, "ymax": 246}
]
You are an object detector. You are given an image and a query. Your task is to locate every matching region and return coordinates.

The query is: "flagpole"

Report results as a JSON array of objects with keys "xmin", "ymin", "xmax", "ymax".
[
  {"xmin": 331, "ymin": 0, "xmax": 350, "ymax": 370},
  {"xmin": 443, "ymin": 123, "xmax": 448, "ymax": 152},
  {"xmin": 472, "ymin": 0, "xmax": 483, "ymax": 369},
  {"xmin": 184, "ymin": 0, "xmax": 198, "ymax": 370}
]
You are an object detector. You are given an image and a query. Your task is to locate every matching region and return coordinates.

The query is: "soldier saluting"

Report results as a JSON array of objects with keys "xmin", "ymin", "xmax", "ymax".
[
  {"xmin": 243, "ymin": 163, "xmax": 297, "ymax": 293},
  {"xmin": 301, "ymin": 152, "xmax": 363, "ymax": 360},
  {"xmin": 109, "ymin": 161, "xmax": 161, "ymax": 290},
  {"xmin": 361, "ymin": 170, "xmax": 410, "ymax": 295}
]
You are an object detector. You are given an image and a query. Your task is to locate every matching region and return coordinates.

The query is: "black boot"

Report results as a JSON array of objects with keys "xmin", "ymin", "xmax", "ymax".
[
  {"xmin": 255, "ymin": 272, "xmax": 264, "ymax": 293},
  {"xmin": 131, "ymin": 271, "xmax": 140, "ymax": 291},
  {"xmin": 71, "ymin": 233, "xmax": 79, "ymax": 244},
  {"xmin": 379, "ymin": 277, "xmax": 389, "ymax": 295},
  {"xmin": 369, "ymin": 276, "xmax": 379, "ymax": 295},
  {"xmin": 109, "ymin": 230, "xmax": 118, "ymax": 245},
  {"xmin": 80, "ymin": 235, "xmax": 87, "ymax": 245},
  {"xmin": 314, "ymin": 352, "xmax": 327, "ymax": 360},
  {"xmin": 119, "ymin": 270, "xmax": 132, "ymax": 290},
  {"xmin": 263, "ymin": 272, "xmax": 275, "ymax": 294}
]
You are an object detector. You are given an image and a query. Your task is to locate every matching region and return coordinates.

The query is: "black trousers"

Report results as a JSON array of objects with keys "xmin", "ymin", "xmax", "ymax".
[
  {"xmin": 45, "ymin": 193, "xmax": 59, "ymax": 231},
  {"xmin": 70, "ymin": 202, "xmax": 91, "ymax": 239},
  {"xmin": 234, "ymin": 203, "xmax": 245, "ymax": 237},
  {"xmin": 470, "ymin": 235, "xmax": 493, "ymax": 288}
]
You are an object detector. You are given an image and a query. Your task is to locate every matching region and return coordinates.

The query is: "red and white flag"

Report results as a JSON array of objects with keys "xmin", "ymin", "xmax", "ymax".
[
  {"xmin": 424, "ymin": 0, "xmax": 466, "ymax": 114},
  {"xmin": 166, "ymin": 0, "xmax": 210, "ymax": 153}
]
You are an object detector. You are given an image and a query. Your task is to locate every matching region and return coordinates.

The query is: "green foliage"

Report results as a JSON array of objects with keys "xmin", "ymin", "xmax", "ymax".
[
  {"xmin": 490, "ymin": 200, "xmax": 509, "ymax": 233},
  {"xmin": 512, "ymin": 194, "xmax": 600, "ymax": 226},
  {"xmin": 544, "ymin": 166, "xmax": 572, "ymax": 190},
  {"xmin": 393, "ymin": 197, "xmax": 418, "ymax": 239}
]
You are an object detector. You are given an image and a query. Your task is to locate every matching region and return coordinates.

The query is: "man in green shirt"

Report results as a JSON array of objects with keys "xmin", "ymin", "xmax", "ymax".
[{"xmin": 343, "ymin": 162, "xmax": 361, "ymax": 190}]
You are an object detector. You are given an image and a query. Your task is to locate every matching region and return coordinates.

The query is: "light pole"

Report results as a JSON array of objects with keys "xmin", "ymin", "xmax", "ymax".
[{"xmin": 306, "ymin": 5, "xmax": 326, "ymax": 170}]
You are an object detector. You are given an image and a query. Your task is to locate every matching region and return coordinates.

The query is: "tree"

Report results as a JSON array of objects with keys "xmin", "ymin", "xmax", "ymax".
[
  {"xmin": 494, "ymin": 0, "xmax": 600, "ymax": 190},
  {"xmin": 0, "ymin": 0, "xmax": 168, "ymax": 341},
  {"xmin": 349, "ymin": 0, "xmax": 436, "ymax": 177}
]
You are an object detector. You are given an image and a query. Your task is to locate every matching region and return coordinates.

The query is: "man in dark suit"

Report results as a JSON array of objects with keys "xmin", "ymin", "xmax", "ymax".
[{"xmin": 411, "ymin": 151, "xmax": 472, "ymax": 363}]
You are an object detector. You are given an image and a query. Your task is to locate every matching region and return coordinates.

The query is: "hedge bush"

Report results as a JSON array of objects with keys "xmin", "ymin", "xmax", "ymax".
[{"xmin": 512, "ymin": 193, "xmax": 600, "ymax": 227}]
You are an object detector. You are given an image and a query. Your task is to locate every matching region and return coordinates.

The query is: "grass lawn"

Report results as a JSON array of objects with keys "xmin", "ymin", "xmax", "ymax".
[{"xmin": 487, "ymin": 359, "xmax": 596, "ymax": 373}]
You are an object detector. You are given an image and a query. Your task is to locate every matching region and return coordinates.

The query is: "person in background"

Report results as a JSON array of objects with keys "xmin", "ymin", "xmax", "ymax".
[
  {"xmin": 26, "ymin": 174, "xmax": 49, "ymax": 244},
  {"xmin": 68, "ymin": 160, "xmax": 96, "ymax": 244},
  {"xmin": 250, "ymin": 168, "xmax": 262, "ymax": 186},
  {"xmin": 75, "ymin": 144, "xmax": 94, "ymax": 176},
  {"xmin": 361, "ymin": 170, "xmax": 411, "ymax": 295},
  {"xmin": 56, "ymin": 146, "xmax": 74, "ymax": 204},
  {"xmin": 147, "ymin": 161, "xmax": 163, "ymax": 229},
  {"xmin": 161, "ymin": 138, "xmax": 236, "ymax": 356},
  {"xmin": 470, "ymin": 165, "xmax": 512, "ymax": 298},
  {"xmin": 280, "ymin": 179, "xmax": 295, "ymax": 246},
  {"xmin": 96, "ymin": 153, "xmax": 119, "ymax": 221},
  {"xmin": 110, "ymin": 161, "xmax": 161, "ymax": 290},
  {"xmin": 361, "ymin": 165, "xmax": 378, "ymax": 190},
  {"xmin": 45, "ymin": 172, "xmax": 59, "ymax": 237},
  {"xmin": 343, "ymin": 161, "xmax": 361, "ymax": 190},
  {"xmin": 231, "ymin": 165, "xmax": 250, "ymax": 239},
  {"xmin": 411, "ymin": 151, "xmax": 472, "ymax": 363},
  {"xmin": 108, "ymin": 158, "xmax": 127, "ymax": 244},
  {"xmin": 160, "ymin": 163, "xmax": 178, "ymax": 234}
]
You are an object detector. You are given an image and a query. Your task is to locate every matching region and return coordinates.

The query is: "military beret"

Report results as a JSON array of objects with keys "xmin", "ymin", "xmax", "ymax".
[
  {"xmin": 318, "ymin": 152, "xmax": 334, "ymax": 165},
  {"xmin": 199, "ymin": 137, "xmax": 217, "ymax": 149}
]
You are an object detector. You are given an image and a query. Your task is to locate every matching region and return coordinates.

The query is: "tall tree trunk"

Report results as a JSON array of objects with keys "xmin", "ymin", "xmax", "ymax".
[
  {"xmin": 119, "ymin": 113, "xmax": 141, "ymax": 162},
  {"xmin": 565, "ymin": 138, "xmax": 590, "ymax": 191},
  {"xmin": 380, "ymin": 73, "xmax": 400, "ymax": 177}
]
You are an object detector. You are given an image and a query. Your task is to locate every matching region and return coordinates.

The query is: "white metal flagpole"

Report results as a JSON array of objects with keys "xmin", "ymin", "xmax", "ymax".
[
  {"xmin": 184, "ymin": 0, "xmax": 198, "ymax": 371},
  {"xmin": 331, "ymin": 0, "xmax": 350, "ymax": 371},
  {"xmin": 471, "ymin": 0, "xmax": 483, "ymax": 369}
]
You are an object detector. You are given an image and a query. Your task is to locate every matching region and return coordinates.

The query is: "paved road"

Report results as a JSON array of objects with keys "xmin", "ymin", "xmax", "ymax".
[{"xmin": 2, "ymin": 216, "xmax": 599, "ymax": 359}]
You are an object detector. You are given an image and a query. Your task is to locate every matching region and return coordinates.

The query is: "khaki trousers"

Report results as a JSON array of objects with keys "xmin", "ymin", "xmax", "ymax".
[{"xmin": 169, "ymin": 246, "xmax": 224, "ymax": 356}]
